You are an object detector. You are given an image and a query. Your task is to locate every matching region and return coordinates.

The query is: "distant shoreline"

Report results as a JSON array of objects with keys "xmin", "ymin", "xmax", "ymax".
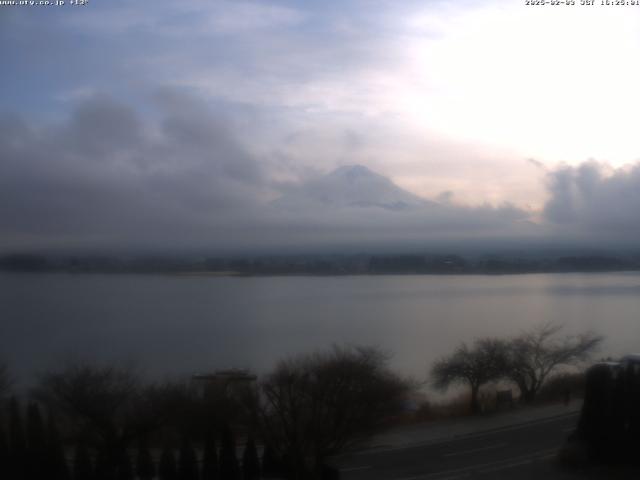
[
  {"xmin": 3, "ymin": 252, "xmax": 640, "ymax": 276},
  {"xmin": 2, "ymin": 268, "xmax": 640, "ymax": 277},
  {"xmin": 170, "ymin": 269, "xmax": 640, "ymax": 277}
]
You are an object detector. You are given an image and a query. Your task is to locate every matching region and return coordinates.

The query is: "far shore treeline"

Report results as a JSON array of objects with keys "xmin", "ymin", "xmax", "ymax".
[
  {"xmin": 0, "ymin": 324, "xmax": 601, "ymax": 480},
  {"xmin": 2, "ymin": 252, "xmax": 640, "ymax": 275}
]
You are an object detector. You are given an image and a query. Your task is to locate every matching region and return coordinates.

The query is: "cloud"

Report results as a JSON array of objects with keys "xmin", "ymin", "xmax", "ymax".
[
  {"xmin": 543, "ymin": 161, "xmax": 640, "ymax": 244},
  {"xmin": 245, "ymin": 197, "xmax": 535, "ymax": 253},
  {"xmin": 7, "ymin": 92, "xmax": 640, "ymax": 254},
  {"xmin": 0, "ymin": 93, "xmax": 539, "ymax": 252},
  {"xmin": 0, "ymin": 94, "xmax": 267, "ymax": 250},
  {"xmin": 60, "ymin": 0, "xmax": 306, "ymax": 36},
  {"xmin": 0, "ymin": 0, "xmax": 585, "ymax": 213}
]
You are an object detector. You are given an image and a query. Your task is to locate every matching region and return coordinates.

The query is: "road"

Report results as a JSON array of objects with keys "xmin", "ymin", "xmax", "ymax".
[{"xmin": 333, "ymin": 412, "xmax": 602, "ymax": 479}]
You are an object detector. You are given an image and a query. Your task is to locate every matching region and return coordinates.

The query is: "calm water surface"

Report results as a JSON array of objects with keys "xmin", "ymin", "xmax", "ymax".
[{"xmin": 1, "ymin": 272, "xmax": 639, "ymax": 383}]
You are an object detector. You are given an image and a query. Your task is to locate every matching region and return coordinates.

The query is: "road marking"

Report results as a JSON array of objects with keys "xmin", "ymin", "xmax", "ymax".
[
  {"xmin": 340, "ymin": 465, "xmax": 371, "ymax": 472},
  {"xmin": 562, "ymin": 427, "xmax": 575, "ymax": 433},
  {"xmin": 443, "ymin": 442, "xmax": 506, "ymax": 457},
  {"xmin": 392, "ymin": 448, "xmax": 558, "ymax": 480},
  {"xmin": 480, "ymin": 452, "xmax": 556, "ymax": 474},
  {"xmin": 355, "ymin": 412, "xmax": 578, "ymax": 455}
]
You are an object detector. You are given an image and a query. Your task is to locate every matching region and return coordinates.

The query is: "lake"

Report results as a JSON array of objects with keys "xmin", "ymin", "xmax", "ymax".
[{"xmin": 1, "ymin": 272, "xmax": 639, "ymax": 385}]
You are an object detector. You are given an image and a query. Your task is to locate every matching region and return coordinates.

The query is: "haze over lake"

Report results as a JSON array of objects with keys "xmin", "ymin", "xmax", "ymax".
[{"xmin": 2, "ymin": 272, "xmax": 638, "ymax": 385}]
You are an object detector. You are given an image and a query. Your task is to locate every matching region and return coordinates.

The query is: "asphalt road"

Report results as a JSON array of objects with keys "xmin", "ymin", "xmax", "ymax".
[{"xmin": 333, "ymin": 412, "xmax": 595, "ymax": 480}]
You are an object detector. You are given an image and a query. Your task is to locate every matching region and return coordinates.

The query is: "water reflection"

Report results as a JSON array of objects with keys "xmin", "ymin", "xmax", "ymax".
[{"xmin": 1, "ymin": 272, "xmax": 638, "ymax": 385}]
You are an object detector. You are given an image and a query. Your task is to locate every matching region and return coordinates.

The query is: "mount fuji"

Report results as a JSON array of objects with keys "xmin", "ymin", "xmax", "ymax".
[{"xmin": 273, "ymin": 165, "xmax": 432, "ymax": 212}]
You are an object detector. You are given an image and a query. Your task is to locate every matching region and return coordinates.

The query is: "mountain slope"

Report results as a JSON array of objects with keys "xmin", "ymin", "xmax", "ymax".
[{"xmin": 273, "ymin": 165, "xmax": 431, "ymax": 211}]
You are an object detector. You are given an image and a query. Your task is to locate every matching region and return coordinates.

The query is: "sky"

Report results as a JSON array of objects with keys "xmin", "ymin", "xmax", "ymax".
[{"xmin": 2, "ymin": 0, "xmax": 640, "ymax": 252}]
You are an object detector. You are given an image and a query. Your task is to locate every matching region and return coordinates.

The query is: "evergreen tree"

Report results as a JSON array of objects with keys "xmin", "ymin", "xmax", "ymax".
[
  {"xmin": 26, "ymin": 403, "xmax": 47, "ymax": 480},
  {"xmin": 178, "ymin": 438, "xmax": 199, "ymax": 480},
  {"xmin": 201, "ymin": 431, "xmax": 219, "ymax": 480},
  {"xmin": 261, "ymin": 444, "xmax": 282, "ymax": 478},
  {"xmin": 0, "ymin": 420, "xmax": 9, "ymax": 479},
  {"xmin": 9, "ymin": 397, "xmax": 26, "ymax": 480},
  {"xmin": 158, "ymin": 446, "xmax": 178, "ymax": 480},
  {"xmin": 116, "ymin": 450, "xmax": 134, "ymax": 480},
  {"xmin": 94, "ymin": 448, "xmax": 116, "ymax": 480},
  {"xmin": 73, "ymin": 444, "xmax": 94, "ymax": 480},
  {"xmin": 136, "ymin": 437, "xmax": 155, "ymax": 480},
  {"xmin": 47, "ymin": 411, "xmax": 70, "ymax": 480},
  {"xmin": 219, "ymin": 426, "xmax": 239, "ymax": 480},
  {"xmin": 241, "ymin": 437, "xmax": 259, "ymax": 480}
]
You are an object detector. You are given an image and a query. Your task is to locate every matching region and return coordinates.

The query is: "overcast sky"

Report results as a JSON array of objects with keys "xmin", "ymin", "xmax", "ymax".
[{"xmin": 2, "ymin": 0, "xmax": 640, "ymax": 252}]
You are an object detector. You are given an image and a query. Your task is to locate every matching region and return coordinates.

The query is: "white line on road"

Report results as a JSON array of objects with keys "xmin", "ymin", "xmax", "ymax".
[
  {"xmin": 479, "ymin": 452, "xmax": 556, "ymax": 474},
  {"xmin": 443, "ymin": 442, "xmax": 506, "ymax": 457},
  {"xmin": 355, "ymin": 412, "xmax": 578, "ymax": 455},
  {"xmin": 392, "ymin": 448, "xmax": 558, "ymax": 480}
]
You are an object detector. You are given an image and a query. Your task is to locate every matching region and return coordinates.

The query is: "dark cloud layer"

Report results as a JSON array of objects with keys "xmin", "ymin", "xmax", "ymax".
[
  {"xmin": 543, "ymin": 161, "xmax": 640, "ymax": 244},
  {"xmin": 0, "ymin": 94, "xmax": 535, "ymax": 252},
  {"xmin": 0, "ymin": 95, "xmax": 267, "ymax": 250},
  {"xmin": 1, "ymin": 95, "xmax": 639, "ymax": 253}
]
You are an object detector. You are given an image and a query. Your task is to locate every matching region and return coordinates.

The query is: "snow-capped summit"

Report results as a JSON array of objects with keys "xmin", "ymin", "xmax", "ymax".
[
  {"xmin": 329, "ymin": 164, "xmax": 377, "ymax": 182},
  {"xmin": 273, "ymin": 164, "xmax": 431, "ymax": 211}
]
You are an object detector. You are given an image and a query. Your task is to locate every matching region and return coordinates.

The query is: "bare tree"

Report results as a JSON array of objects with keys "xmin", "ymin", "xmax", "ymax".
[
  {"xmin": 33, "ymin": 363, "xmax": 161, "ymax": 463},
  {"xmin": 259, "ymin": 345, "xmax": 411, "ymax": 479},
  {"xmin": 431, "ymin": 338, "xmax": 508, "ymax": 414},
  {"xmin": 505, "ymin": 322, "xmax": 603, "ymax": 403}
]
